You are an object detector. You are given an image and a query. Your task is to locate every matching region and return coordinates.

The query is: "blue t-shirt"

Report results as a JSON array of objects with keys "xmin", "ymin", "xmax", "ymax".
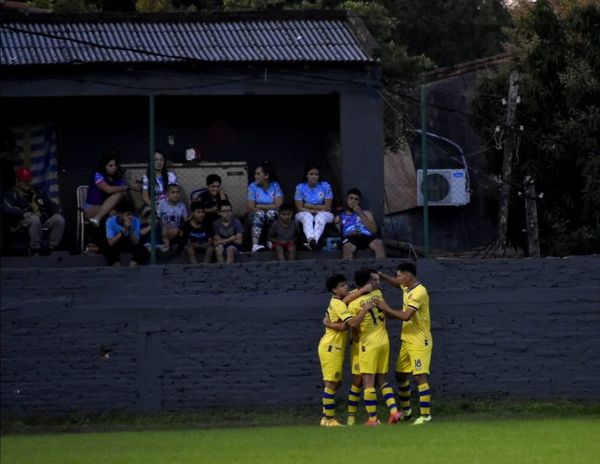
[
  {"xmin": 339, "ymin": 211, "xmax": 372, "ymax": 237},
  {"xmin": 294, "ymin": 181, "xmax": 333, "ymax": 206},
  {"xmin": 106, "ymin": 215, "xmax": 141, "ymax": 240},
  {"xmin": 247, "ymin": 181, "xmax": 283, "ymax": 205}
]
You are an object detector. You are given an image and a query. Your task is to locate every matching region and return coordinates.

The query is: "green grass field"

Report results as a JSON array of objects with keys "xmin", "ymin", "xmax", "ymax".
[{"xmin": 2, "ymin": 416, "xmax": 600, "ymax": 464}]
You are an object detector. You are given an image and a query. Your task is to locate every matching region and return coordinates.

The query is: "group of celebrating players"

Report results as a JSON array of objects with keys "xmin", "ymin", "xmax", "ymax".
[{"xmin": 318, "ymin": 262, "xmax": 433, "ymax": 427}]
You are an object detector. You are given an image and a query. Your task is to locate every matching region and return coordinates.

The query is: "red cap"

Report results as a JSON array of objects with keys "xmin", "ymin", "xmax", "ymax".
[{"xmin": 15, "ymin": 167, "xmax": 33, "ymax": 181}]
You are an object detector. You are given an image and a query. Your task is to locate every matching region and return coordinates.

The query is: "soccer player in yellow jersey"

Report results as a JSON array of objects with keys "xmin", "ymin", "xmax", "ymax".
[
  {"xmin": 318, "ymin": 274, "xmax": 370, "ymax": 427},
  {"xmin": 377, "ymin": 262, "xmax": 433, "ymax": 425},
  {"xmin": 347, "ymin": 269, "xmax": 403, "ymax": 426},
  {"xmin": 324, "ymin": 278, "xmax": 380, "ymax": 425}
]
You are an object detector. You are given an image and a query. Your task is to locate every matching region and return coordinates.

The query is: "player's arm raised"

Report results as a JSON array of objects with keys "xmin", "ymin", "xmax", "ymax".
[
  {"xmin": 378, "ymin": 271, "xmax": 401, "ymax": 287},
  {"xmin": 342, "ymin": 282, "xmax": 374, "ymax": 305},
  {"xmin": 346, "ymin": 300, "xmax": 374, "ymax": 328},
  {"xmin": 373, "ymin": 298, "xmax": 415, "ymax": 321}
]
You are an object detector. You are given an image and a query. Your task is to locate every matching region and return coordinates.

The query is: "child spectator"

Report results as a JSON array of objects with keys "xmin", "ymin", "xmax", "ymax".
[
  {"xmin": 213, "ymin": 200, "xmax": 243, "ymax": 264},
  {"xmin": 181, "ymin": 201, "xmax": 214, "ymax": 264},
  {"xmin": 268, "ymin": 203, "xmax": 298, "ymax": 261},
  {"xmin": 196, "ymin": 174, "xmax": 229, "ymax": 227},
  {"xmin": 104, "ymin": 209, "xmax": 150, "ymax": 266},
  {"xmin": 158, "ymin": 183, "xmax": 187, "ymax": 252}
]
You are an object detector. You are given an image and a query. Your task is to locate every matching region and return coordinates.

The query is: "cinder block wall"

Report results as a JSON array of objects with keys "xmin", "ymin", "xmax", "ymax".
[{"xmin": 2, "ymin": 257, "xmax": 599, "ymax": 416}]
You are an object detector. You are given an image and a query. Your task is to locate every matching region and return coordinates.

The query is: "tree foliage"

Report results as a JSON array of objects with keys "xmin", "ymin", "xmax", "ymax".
[{"xmin": 472, "ymin": 0, "xmax": 600, "ymax": 255}]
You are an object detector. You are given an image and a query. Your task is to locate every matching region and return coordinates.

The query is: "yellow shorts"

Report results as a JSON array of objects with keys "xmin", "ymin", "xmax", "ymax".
[
  {"xmin": 396, "ymin": 341, "xmax": 432, "ymax": 374},
  {"xmin": 359, "ymin": 342, "xmax": 389, "ymax": 375},
  {"xmin": 351, "ymin": 341, "xmax": 360, "ymax": 376},
  {"xmin": 318, "ymin": 342, "xmax": 345, "ymax": 382}
]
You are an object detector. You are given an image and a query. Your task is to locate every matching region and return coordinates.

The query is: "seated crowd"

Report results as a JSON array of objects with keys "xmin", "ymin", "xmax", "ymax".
[{"xmin": 2, "ymin": 152, "xmax": 386, "ymax": 265}]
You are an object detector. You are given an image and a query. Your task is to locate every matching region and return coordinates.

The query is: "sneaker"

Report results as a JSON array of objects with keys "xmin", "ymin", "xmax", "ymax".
[
  {"xmin": 251, "ymin": 244, "xmax": 265, "ymax": 253},
  {"xmin": 89, "ymin": 217, "xmax": 100, "ymax": 227},
  {"xmin": 309, "ymin": 239, "xmax": 318, "ymax": 250},
  {"xmin": 346, "ymin": 415, "xmax": 356, "ymax": 426},
  {"xmin": 412, "ymin": 415, "xmax": 432, "ymax": 426},
  {"xmin": 388, "ymin": 411, "xmax": 403, "ymax": 424},
  {"xmin": 303, "ymin": 241, "xmax": 312, "ymax": 251},
  {"xmin": 324, "ymin": 418, "xmax": 344, "ymax": 427},
  {"xmin": 158, "ymin": 244, "xmax": 170, "ymax": 253},
  {"xmin": 320, "ymin": 417, "xmax": 328, "ymax": 427},
  {"xmin": 365, "ymin": 418, "xmax": 380, "ymax": 426},
  {"xmin": 402, "ymin": 410, "xmax": 413, "ymax": 422}
]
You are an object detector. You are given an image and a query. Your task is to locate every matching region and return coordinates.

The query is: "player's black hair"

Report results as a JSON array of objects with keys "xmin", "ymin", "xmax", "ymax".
[
  {"xmin": 206, "ymin": 174, "xmax": 222, "ymax": 185},
  {"xmin": 397, "ymin": 261, "xmax": 417, "ymax": 276},
  {"xmin": 278, "ymin": 202, "xmax": 294, "ymax": 213},
  {"xmin": 218, "ymin": 200, "xmax": 233, "ymax": 211},
  {"xmin": 190, "ymin": 201, "xmax": 204, "ymax": 212},
  {"xmin": 166, "ymin": 183, "xmax": 179, "ymax": 192},
  {"xmin": 354, "ymin": 268, "xmax": 372, "ymax": 287},
  {"xmin": 346, "ymin": 188, "xmax": 362, "ymax": 198},
  {"xmin": 326, "ymin": 274, "xmax": 347, "ymax": 293}
]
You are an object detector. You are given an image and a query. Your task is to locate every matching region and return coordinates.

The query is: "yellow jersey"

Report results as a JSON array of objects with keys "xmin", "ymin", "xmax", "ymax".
[
  {"xmin": 319, "ymin": 297, "xmax": 353, "ymax": 348},
  {"xmin": 401, "ymin": 283, "xmax": 432, "ymax": 346},
  {"xmin": 348, "ymin": 289, "xmax": 388, "ymax": 348}
]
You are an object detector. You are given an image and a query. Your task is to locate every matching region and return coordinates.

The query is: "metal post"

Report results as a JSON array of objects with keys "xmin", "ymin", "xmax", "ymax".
[
  {"xmin": 421, "ymin": 85, "xmax": 429, "ymax": 257},
  {"xmin": 149, "ymin": 95, "xmax": 156, "ymax": 265}
]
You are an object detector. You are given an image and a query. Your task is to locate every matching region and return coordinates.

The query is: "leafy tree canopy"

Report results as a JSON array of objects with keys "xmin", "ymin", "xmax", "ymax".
[{"xmin": 473, "ymin": 0, "xmax": 600, "ymax": 255}]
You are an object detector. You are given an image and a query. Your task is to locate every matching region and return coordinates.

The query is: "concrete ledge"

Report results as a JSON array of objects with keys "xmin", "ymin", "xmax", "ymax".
[{"xmin": 0, "ymin": 249, "xmax": 378, "ymax": 268}]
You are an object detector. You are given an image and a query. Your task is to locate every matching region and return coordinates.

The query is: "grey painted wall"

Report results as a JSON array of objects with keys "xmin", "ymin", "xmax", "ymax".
[{"xmin": 2, "ymin": 256, "xmax": 599, "ymax": 416}]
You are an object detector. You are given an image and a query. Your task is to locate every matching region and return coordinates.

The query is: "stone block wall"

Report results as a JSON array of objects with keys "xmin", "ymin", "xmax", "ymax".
[{"xmin": 1, "ymin": 256, "xmax": 599, "ymax": 415}]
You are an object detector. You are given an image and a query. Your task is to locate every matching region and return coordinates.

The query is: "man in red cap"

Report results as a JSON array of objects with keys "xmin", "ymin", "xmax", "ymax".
[{"xmin": 2, "ymin": 167, "xmax": 65, "ymax": 255}]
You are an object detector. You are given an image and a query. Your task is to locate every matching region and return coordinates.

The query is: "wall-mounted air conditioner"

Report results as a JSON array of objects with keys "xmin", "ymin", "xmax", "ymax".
[{"xmin": 417, "ymin": 169, "xmax": 470, "ymax": 206}]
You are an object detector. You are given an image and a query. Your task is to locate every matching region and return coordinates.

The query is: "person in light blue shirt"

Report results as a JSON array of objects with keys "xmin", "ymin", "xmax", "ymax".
[
  {"xmin": 294, "ymin": 163, "xmax": 334, "ymax": 250},
  {"xmin": 104, "ymin": 209, "xmax": 150, "ymax": 266},
  {"xmin": 247, "ymin": 161, "xmax": 284, "ymax": 252}
]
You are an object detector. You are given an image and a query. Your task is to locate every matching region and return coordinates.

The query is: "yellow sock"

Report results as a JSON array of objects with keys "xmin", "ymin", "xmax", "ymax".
[
  {"xmin": 347, "ymin": 384, "xmax": 361, "ymax": 417},
  {"xmin": 418, "ymin": 383, "xmax": 431, "ymax": 416},
  {"xmin": 380, "ymin": 383, "xmax": 398, "ymax": 415},
  {"xmin": 364, "ymin": 387, "xmax": 377, "ymax": 420},
  {"xmin": 322, "ymin": 387, "xmax": 336, "ymax": 419},
  {"xmin": 398, "ymin": 379, "xmax": 411, "ymax": 414}
]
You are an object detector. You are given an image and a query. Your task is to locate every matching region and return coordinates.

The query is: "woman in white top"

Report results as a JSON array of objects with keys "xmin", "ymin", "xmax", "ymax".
[{"xmin": 141, "ymin": 150, "xmax": 177, "ymax": 208}]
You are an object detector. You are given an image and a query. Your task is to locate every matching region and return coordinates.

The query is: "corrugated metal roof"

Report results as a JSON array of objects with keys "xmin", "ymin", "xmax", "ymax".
[{"xmin": 0, "ymin": 16, "xmax": 374, "ymax": 66}]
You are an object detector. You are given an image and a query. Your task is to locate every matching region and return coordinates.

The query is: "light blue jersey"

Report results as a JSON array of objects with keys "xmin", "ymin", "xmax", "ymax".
[
  {"xmin": 294, "ymin": 181, "xmax": 333, "ymax": 205},
  {"xmin": 247, "ymin": 181, "xmax": 284, "ymax": 205},
  {"xmin": 106, "ymin": 215, "xmax": 141, "ymax": 240}
]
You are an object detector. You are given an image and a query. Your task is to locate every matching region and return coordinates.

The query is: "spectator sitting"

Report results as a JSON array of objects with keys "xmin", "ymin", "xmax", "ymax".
[
  {"xmin": 158, "ymin": 183, "xmax": 187, "ymax": 252},
  {"xmin": 141, "ymin": 150, "xmax": 177, "ymax": 208},
  {"xmin": 196, "ymin": 174, "xmax": 229, "ymax": 227},
  {"xmin": 294, "ymin": 163, "xmax": 334, "ymax": 250},
  {"xmin": 213, "ymin": 200, "xmax": 243, "ymax": 264},
  {"xmin": 268, "ymin": 203, "xmax": 298, "ymax": 261},
  {"xmin": 85, "ymin": 150, "xmax": 137, "ymax": 227},
  {"xmin": 247, "ymin": 161, "xmax": 283, "ymax": 252},
  {"xmin": 2, "ymin": 167, "xmax": 65, "ymax": 255},
  {"xmin": 104, "ymin": 208, "xmax": 150, "ymax": 266},
  {"xmin": 335, "ymin": 188, "xmax": 386, "ymax": 260},
  {"xmin": 181, "ymin": 201, "xmax": 214, "ymax": 264}
]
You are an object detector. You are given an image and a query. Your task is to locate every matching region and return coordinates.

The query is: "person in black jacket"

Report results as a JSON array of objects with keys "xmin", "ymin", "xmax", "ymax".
[{"xmin": 2, "ymin": 167, "xmax": 65, "ymax": 255}]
